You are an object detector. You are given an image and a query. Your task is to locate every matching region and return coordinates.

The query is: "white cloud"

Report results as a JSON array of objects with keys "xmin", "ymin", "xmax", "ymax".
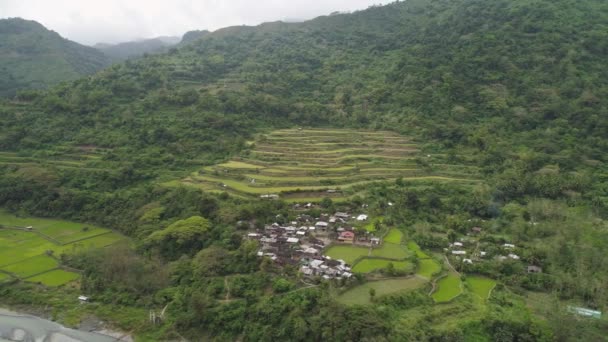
[{"xmin": 0, "ymin": 0, "xmax": 393, "ymax": 45}]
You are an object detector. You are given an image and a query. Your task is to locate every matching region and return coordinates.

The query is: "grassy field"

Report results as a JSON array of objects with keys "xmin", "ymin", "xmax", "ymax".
[
  {"xmin": 0, "ymin": 210, "xmax": 125, "ymax": 286},
  {"xmin": 0, "ymin": 210, "xmax": 108, "ymax": 244},
  {"xmin": 2, "ymin": 255, "xmax": 59, "ymax": 278},
  {"xmin": 407, "ymin": 241, "xmax": 431, "ymax": 258},
  {"xmin": 25, "ymin": 269, "xmax": 80, "ymax": 286},
  {"xmin": 179, "ymin": 129, "xmax": 478, "ymax": 201},
  {"xmin": 466, "ymin": 276, "xmax": 497, "ymax": 299},
  {"xmin": 352, "ymin": 258, "xmax": 413, "ymax": 273},
  {"xmin": 337, "ymin": 277, "xmax": 427, "ymax": 305},
  {"xmin": 326, "ymin": 242, "xmax": 410, "ymax": 265},
  {"xmin": 325, "ymin": 245, "xmax": 369, "ymax": 264},
  {"xmin": 371, "ymin": 243, "xmax": 409, "ymax": 259},
  {"xmin": 384, "ymin": 229, "xmax": 403, "ymax": 244},
  {"xmin": 432, "ymin": 273, "xmax": 463, "ymax": 303},
  {"xmin": 417, "ymin": 259, "xmax": 442, "ymax": 279}
]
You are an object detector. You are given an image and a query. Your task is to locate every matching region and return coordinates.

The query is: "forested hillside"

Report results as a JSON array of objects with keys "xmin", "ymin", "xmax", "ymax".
[
  {"xmin": 1, "ymin": 0, "xmax": 607, "ymax": 340},
  {"xmin": 94, "ymin": 36, "xmax": 181, "ymax": 61},
  {"xmin": 0, "ymin": 18, "xmax": 111, "ymax": 97}
]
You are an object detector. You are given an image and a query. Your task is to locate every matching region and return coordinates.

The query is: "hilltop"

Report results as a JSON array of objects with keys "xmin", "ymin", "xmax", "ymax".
[
  {"xmin": 0, "ymin": 18, "xmax": 111, "ymax": 97},
  {"xmin": 94, "ymin": 36, "xmax": 181, "ymax": 61}
]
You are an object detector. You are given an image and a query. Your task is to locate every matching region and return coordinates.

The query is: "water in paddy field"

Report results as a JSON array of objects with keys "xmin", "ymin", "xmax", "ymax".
[{"xmin": 0, "ymin": 309, "xmax": 119, "ymax": 342}]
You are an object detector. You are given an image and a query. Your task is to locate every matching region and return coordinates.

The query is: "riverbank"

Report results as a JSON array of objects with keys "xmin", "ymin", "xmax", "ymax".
[{"xmin": 0, "ymin": 308, "xmax": 133, "ymax": 342}]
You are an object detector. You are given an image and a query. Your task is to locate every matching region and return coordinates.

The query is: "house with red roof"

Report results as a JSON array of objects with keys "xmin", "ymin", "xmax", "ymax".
[{"xmin": 337, "ymin": 231, "xmax": 355, "ymax": 244}]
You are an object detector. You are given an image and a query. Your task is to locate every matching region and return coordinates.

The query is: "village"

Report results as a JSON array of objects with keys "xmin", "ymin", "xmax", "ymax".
[
  {"xmin": 246, "ymin": 203, "xmax": 548, "ymax": 282},
  {"xmin": 248, "ymin": 208, "xmax": 377, "ymax": 280},
  {"xmin": 445, "ymin": 226, "xmax": 543, "ymax": 274}
]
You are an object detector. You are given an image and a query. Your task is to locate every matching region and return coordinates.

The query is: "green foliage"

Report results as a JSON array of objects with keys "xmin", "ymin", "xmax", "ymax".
[
  {"xmin": 0, "ymin": 0, "xmax": 608, "ymax": 340},
  {"xmin": 95, "ymin": 37, "xmax": 180, "ymax": 61},
  {"xmin": 272, "ymin": 278, "xmax": 293, "ymax": 293},
  {"xmin": 0, "ymin": 18, "xmax": 110, "ymax": 97},
  {"xmin": 146, "ymin": 216, "xmax": 211, "ymax": 259}
]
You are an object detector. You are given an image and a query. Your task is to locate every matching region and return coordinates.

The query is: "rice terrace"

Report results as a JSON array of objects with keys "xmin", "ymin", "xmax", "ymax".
[
  {"xmin": 181, "ymin": 128, "xmax": 478, "ymax": 202},
  {"xmin": 0, "ymin": 210, "xmax": 125, "ymax": 287}
]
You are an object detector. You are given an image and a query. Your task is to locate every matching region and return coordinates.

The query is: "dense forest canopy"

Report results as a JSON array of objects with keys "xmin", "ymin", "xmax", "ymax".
[
  {"xmin": 0, "ymin": 18, "xmax": 111, "ymax": 97},
  {"xmin": 0, "ymin": 0, "xmax": 607, "ymax": 340}
]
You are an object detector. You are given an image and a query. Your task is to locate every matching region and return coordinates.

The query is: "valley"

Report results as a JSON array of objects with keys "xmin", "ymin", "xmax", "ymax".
[{"xmin": 0, "ymin": 0, "xmax": 607, "ymax": 340}]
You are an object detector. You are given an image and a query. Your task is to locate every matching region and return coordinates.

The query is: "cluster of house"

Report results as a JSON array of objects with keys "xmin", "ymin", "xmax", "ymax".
[
  {"xmin": 447, "ymin": 227, "xmax": 542, "ymax": 273},
  {"xmin": 300, "ymin": 257, "xmax": 353, "ymax": 280},
  {"xmin": 249, "ymin": 211, "xmax": 370, "ymax": 279}
]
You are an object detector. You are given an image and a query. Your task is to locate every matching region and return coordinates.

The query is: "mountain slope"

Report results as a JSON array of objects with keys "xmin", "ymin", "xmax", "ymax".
[
  {"xmin": 0, "ymin": 18, "xmax": 111, "ymax": 97},
  {"xmin": 1, "ymin": 1, "xmax": 608, "ymax": 340},
  {"xmin": 3, "ymin": 0, "xmax": 606, "ymax": 166},
  {"xmin": 94, "ymin": 36, "xmax": 180, "ymax": 61},
  {"xmin": 178, "ymin": 30, "xmax": 210, "ymax": 46}
]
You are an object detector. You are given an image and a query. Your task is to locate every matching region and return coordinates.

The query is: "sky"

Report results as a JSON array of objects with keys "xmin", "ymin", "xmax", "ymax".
[{"xmin": 0, "ymin": 0, "xmax": 393, "ymax": 45}]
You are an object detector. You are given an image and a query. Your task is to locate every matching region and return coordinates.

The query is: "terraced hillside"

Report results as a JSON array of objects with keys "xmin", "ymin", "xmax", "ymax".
[{"xmin": 183, "ymin": 129, "xmax": 478, "ymax": 201}]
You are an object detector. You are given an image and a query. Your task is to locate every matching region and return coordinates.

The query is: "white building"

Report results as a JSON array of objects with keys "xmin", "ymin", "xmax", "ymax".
[{"xmin": 356, "ymin": 214, "xmax": 368, "ymax": 221}]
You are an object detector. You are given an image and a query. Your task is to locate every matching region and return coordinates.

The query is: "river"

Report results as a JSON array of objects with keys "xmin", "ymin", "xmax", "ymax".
[{"xmin": 0, "ymin": 308, "xmax": 128, "ymax": 342}]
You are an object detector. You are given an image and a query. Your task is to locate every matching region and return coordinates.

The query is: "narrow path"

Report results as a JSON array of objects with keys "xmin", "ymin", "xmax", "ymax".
[
  {"xmin": 444, "ymin": 255, "xmax": 460, "ymax": 276},
  {"xmin": 224, "ymin": 277, "xmax": 231, "ymax": 301}
]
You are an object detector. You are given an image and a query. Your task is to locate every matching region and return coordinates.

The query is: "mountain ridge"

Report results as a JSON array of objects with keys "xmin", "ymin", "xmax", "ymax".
[
  {"xmin": 93, "ymin": 36, "xmax": 181, "ymax": 61},
  {"xmin": 0, "ymin": 17, "xmax": 112, "ymax": 97}
]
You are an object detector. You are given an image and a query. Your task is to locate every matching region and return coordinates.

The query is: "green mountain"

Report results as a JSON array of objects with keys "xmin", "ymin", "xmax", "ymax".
[
  {"xmin": 3, "ymin": 0, "xmax": 606, "ymax": 169},
  {"xmin": 1, "ymin": 0, "xmax": 607, "ymax": 340},
  {"xmin": 94, "ymin": 36, "xmax": 181, "ymax": 61},
  {"xmin": 0, "ymin": 18, "xmax": 111, "ymax": 97},
  {"xmin": 179, "ymin": 29, "xmax": 210, "ymax": 45}
]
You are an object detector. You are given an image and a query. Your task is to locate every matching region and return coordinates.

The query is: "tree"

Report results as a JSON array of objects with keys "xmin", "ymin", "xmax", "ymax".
[
  {"xmin": 193, "ymin": 246, "xmax": 231, "ymax": 277},
  {"xmin": 320, "ymin": 197, "xmax": 334, "ymax": 209},
  {"xmin": 145, "ymin": 216, "xmax": 211, "ymax": 259},
  {"xmin": 447, "ymin": 229, "xmax": 457, "ymax": 243},
  {"xmin": 385, "ymin": 262, "xmax": 396, "ymax": 276}
]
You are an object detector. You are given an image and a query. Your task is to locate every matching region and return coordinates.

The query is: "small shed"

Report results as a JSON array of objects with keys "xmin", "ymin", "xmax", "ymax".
[
  {"xmin": 356, "ymin": 214, "xmax": 368, "ymax": 221},
  {"xmin": 527, "ymin": 265, "xmax": 543, "ymax": 273},
  {"xmin": 568, "ymin": 306, "xmax": 602, "ymax": 319}
]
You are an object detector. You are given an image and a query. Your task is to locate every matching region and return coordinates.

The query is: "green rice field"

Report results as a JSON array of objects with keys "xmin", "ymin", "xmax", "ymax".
[
  {"xmin": 2, "ymin": 255, "xmax": 59, "ymax": 278},
  {"xmin": 325, "ymin": 245, "xmax": 369, "ymax": 264},
  {"xmin": 337, "ymin": 277, "xmax": 427, "ymax": 305},
  {"xmin": 180, "ymin": 129, "xmax": 479, "ymax": 201},
  {"xmin": 0, "ymin": 210, "xmax": 126, "ymax": 286},
  {"xmin": 432, "ymin": 273, "xmax": 463, "ymax": 303},
  {"xmin": 384, "ymin": 229, "xmax": 404, "ymax": 244},
  {"xmin": 466, "ymin": 276, "xmax": 497, "ymax": 299},
  {"xmin": 0, "ymin": 210, "xmax": 108, "ymax": 244},
  {"xmin": 25, "ymin": 269, "xmax": 81, "ymax": 287},
  {"xmin": 352, "ymin": 258, "xmax": 413, "ymax": 273},
  {"xmin": 326, "ymin": 242, "xmax": 410, "ymax": 265},
  {"xmin": 407, "ymin": 241, "xmax": 431, "ymax": 258},
  {"xmin": 417, "ymin": 259, "xmax": 442, "ymax": 279},
  {"xmin": 371, "ymin": 243, "xmax": 409, "ymax": 259}
]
